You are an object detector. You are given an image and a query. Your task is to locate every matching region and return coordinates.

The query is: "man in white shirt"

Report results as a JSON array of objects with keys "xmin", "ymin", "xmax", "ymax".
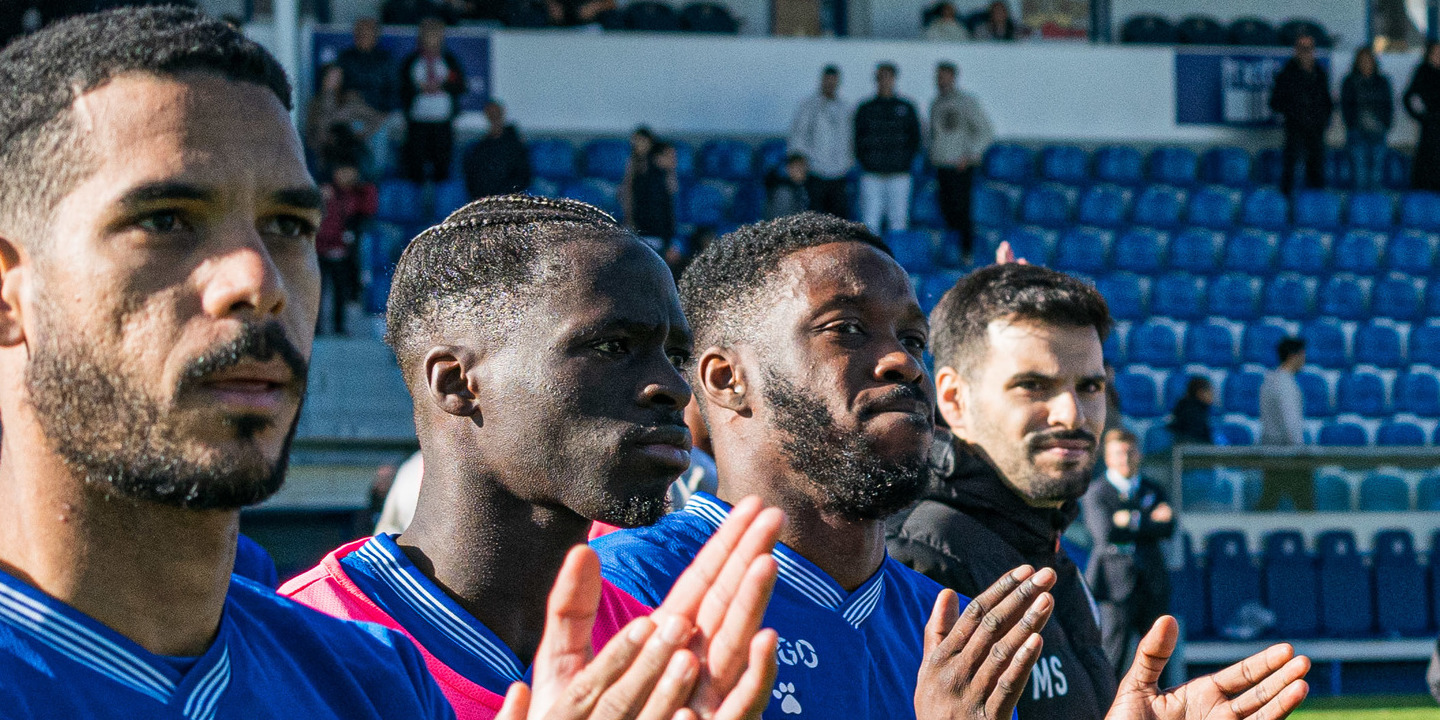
[
  {"xmin": 788, "ymin": 65, "xmax": 854, "ymax": 219},
  {"xmin": 1258, "ymin": 337, "xmax": 1311, "ymax": 510}
]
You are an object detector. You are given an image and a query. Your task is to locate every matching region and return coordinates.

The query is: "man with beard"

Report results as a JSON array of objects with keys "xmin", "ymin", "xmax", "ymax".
[
  {"xmin": 0, "ymin": 7, "xmax": 454, "ymax": 718},
  {"xmin": 283, "ymin": 196, "xmax": 783, "ymax": 720}
]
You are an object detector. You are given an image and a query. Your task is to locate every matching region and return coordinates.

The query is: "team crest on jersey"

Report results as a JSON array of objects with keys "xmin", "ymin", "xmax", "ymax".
[{"xmin": 772, "ymin": 682, "xmax": 803, "ymax": 714}]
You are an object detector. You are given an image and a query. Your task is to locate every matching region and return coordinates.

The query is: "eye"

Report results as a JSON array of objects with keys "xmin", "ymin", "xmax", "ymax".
[
  {"xmin": 592, "ymin": 339, "xmax": 628, "ymax": 355},
  {"xmin": 667, "ymin": 349, "xmax": 692, "ymax": 368},
  {"xmin": 261, "ymin": 215, "xmax": 317, "ymax": 239},
  {"xmin": 824, "ymin": 320, "xmax": 865, "ymax": 336},
  {"xmin": 136, "ymin": 211, "xmax": 190, "ymax": 234},
  {"xmin": 900, "ymin": 334, "xmax": 927, "ymax": 353},
  {"xmin": 1078, "ymin": 380, "xmax": 1105, "ymax": 394}
]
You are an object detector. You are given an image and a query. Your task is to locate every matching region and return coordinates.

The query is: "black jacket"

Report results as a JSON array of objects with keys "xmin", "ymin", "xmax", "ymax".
[
  {"xmin": 337, "ymin": 46, "xmax": 398, "ymax": 113},
  {"xmin": 1078, "ymin": 476, "xmax": 1174, "ymax": 609},
  {"xmin": 1405, "ymin": 63, "xmax": 1440, "ymax": 126},
  {"xmin": 854, "ymin": 96, "xmax": 921, "ymax": 174},
  {"xmin": 398, "ymin": 49, "xmax": 466, "ymax": 123},
  {"xmin": 1341, "ymin": 70, "xmax": 1394, "ymax": 140},
  {"xmin": 1268, "ymin": 58, "xmax": 1333, "ymax": 134},
  {"xmin": 462, "ymin": 125, "xmax": 532, "ymax": 199},
  {"xmin": 886, "ymin": 430, "xmax": 1116, "ymax": 720},
  {"xmin": 1168, "ymin": 396, "xmax": 1213, "ymax": 445}
]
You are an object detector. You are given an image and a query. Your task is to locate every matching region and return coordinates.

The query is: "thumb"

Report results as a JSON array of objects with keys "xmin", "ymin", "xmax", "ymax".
[
  {"xmin": 1118, "ymin": 616, "xmax": 1178, "ymax": 695},
  {"xmin": 494, "ymin": 682, "xmax": 531, "ymax": 720},
  {"xmin": 923, "ymin": 589, "xmax": 960, "ymax": 656},
  {"xmin": 531, "ymin": 546, "xmax": 604, "ymax": 692}
]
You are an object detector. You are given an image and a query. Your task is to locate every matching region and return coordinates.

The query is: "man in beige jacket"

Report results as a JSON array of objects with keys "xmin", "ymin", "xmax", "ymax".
[{"xmin": 929, "ymin": 61, "xmax": 994, "ymax": 263}]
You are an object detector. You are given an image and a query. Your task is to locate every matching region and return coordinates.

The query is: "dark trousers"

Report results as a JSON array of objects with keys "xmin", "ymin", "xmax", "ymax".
[
  {"xmin": 319, "ymin": 255, "xmax": 358, "ymax": 335},
  {"xmin": 936, "ymin": 166, "xmax": 975, "ymax": 257},
  {"xmin": 1280, "ymin": 128, "xmax": 1325, "ymax": 195},
  {"xmin": 1258, "ymin": 468, "xmax": 1315, "ymax": 511},
  {"xmin": 1098, "ymin": 585, "xmax": 1169, "ymax": 681},
  {"xmin": 808, "ymin": 176, "xmax": 850, "ymax": 219},
  {"xmin": 403, "ymin": 120, "xmax": 454, "ymax": 183}
]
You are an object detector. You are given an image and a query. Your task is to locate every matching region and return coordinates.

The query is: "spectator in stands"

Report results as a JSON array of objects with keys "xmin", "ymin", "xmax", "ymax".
[
  {"xmin": 1081, "ymin": 429, "xmax": 1175, "ymax": 677},
  {"xmin": 854, "ymin": 62, "xmax": 921, "ymax": 235},
  {"xmin": 461, "ymin": 99, "xmax": 531, "ymax": 199},
  {"xmin": 335, "ymin": 17, "xmax": 396, "ymax": 113},
  {"xmin": 1404, "ymin": 42, "xmax": 1440, "ymax": 191},
  {"xmin": 763, "ymin": 152, "xmax": 812, "ymax": 219},
  {"xmin": 1268, "ymin": 33, "xmax": 1333, "ymax": 195},
  {"xmin": 546, "ymin": 0, "xmax": 617, "ymax": 26},
  {"xmin": 1259, "ymin": 337, "xmax": 1311, "ymax": 510},
  {"xmin": 306, "ymin": 64, "xmax": 386, "ymax": 177},
  {"xmin": 1168, "ymin": 376, "xmax": 1214, "ymax": 445},
  {"xmin": 923, "ymin": 2, "xmax": 969, "ymax": 41},
  {"xmin": 788, "ymin": 65, "xmax": 853, "ymax": 218},
  {"xmin": 398, "ymin": 17, "xmax": 465, "ymax": 184},
  {"xmin": 382, "ymin": 0, "xmax": 474, "ymax": 24},
  {"xmin": 316, "ymin": 162, "xmax": 377, "ymax": 336},
  {"xmin": 627, "ymin": 141, "xmax": 678, "ymax": 248},
  {"xmin": 928, "ymin": 60, "xmax": 993, "ymax": 262},
  {"xmin": 1341, "ymin": 46, "xmax": 1394, "ymax": 191},
  {"xmin": 973, "ymin": 0, "xmax": 1018, "ymax": 40},
  {"xmin": 618, "ymin": 125, "xmax": 655, "ymax": 222}
]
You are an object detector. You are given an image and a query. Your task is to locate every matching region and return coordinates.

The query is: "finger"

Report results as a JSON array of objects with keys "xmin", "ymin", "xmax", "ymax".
[
  {"xmin": 937, "ymin": 565, "xmax": 1034, "ymax": 660},
  {"xmin": 1228, "ymin": 655, "xmax": 1311, "ymax": 718},
  {"xmin": 693, "ymin": 507, "xmax": 784, "ymax": 639},
  {"xmin": 657, "ymin": 497, "xmax": 765, "ymax": 621},
  {"xmin": 996, "ymin": 241, "xmax": 1014, "ymax": 264},
  {"xmin": 585, "ymin": 616, "xmax": 696, "ymax": 720},
  {"xmin": 531, "ymin": 546, "xmax": 606, "ymax": 691},
  {"xmin": 698, "ymin": 556, "xmax": 779, "ymax": 695},
  {"xmin": 493, "ymin": 682, "xmax": 530, "ymax": 720},
  {"xmin": 970, "ymin": 592, "xmax": 1054, "ymax": 699},
  {"xmin": 924, "ymin": 589, "xmax": 961, "ymax": 656},
  {"xmin": 1118, "ymin": 615, "xmax": 1179, "ymax": 693},
  {"xmin": 544, "ymin": 617, "xmax": 657, "ymax": 720},
  {"xmin": 713, "ymin": 629, "xmax": 780, "ymax": 720},
  {"xmin": 952, "ymin": 568, "xmax": 1056, "ymax": 675},
  {"xmin": 1210, "ymin": 642, "xmax": 1296, "ymax": 699},
  {"xmin": 985, "ymin": 633, "xmax": 1044, "ymax": 720},
  {"xmin": 633, "ymin": 651, "xmax": 702, "ymax": 720},
  {"xmin": 1246, "ymin": 679, "xmax": 1310, "ymax": 720}
]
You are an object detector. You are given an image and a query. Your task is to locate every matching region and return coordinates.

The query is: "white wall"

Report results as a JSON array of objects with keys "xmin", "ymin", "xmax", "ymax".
[{"xmin": 1110, "ymin": 0, "xmax": 1367, "ymax": 46}]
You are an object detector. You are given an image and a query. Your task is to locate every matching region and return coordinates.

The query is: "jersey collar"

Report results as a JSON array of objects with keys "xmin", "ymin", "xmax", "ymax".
[{"xmin": 685, "ymin": 493, "xmax": 888, "ymax": 629}]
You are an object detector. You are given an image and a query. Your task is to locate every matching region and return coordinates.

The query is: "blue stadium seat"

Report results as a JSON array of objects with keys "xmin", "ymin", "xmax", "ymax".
[
  {"xmin": 1319, "ymin": 421, "xmax": 1368, "ymax": 446},
  {"xmin": 431, "ymin": 180, "xmax": 469, "ymax": 222},
  {"xmin": 529, "ymin": 138, "xmax": 577, "ymax": 180},
  {"xmin": 973, "ymin": 182, "xmax": 1018, "ymax": 228},
  {"xmin": 1019, "ymin": 183, "xmax": 1074, "ymax": 227},
  {"xmin": 1170, "ymin": 228, "xmax": 1223, "ymax": 274},
  {"xmin": 1103, "ymin": 325, "xmax": 1125, "ymax": 364},
  {"xmin": 582, "ymin": 139, "xmax": 631, "ymax": 181},
  {"xmin": 917, "ymin": 270, "xmax": 963, "ymax": 314},
  {"xmin": 1395, "ymin": 370, "xmax": 1440, "ymax": 416},
  {"xmin": 1240, "ymin": 188, "xmax": 1289, "ymax": 230},
  {"xmin": 1428, "ymin": 283, "xmax": 1440, "ymax": 317},
  {"xmin": 1202, "ymin": 147, "xmax": 1252, "ymax": 187},
  {"xmin": 1315, "ymin": 471, "xmax": 1353, "ymax": 511},
  {"xmin": 1324, "ymin": 149, "xmax": 1355, "ymax": 190},
  {"xmin": 1410, "ymin": 323, "xmax": 1440, "ymax": 366},
  {"xmin": 1302, "ymin": 319, "xmax": 1348, "ymax": 368},
  {"xmin": 1360, "ymin": 472, "xmax": 1410, "ymax": 511},
  {"xmin": 562, "ymin": 178, "xmax": 622, "ymax": 218},
  {"xmin": 1094, "ymin": 145, "xmax": 1144, "ymax": 186},
  {"xmin": 697, "ymin": 140, "xmax": 754, "ymax": 181},
  {"xmin": 1384, "ymin": 149, "xmax": 1412, "ymax": 189},
  {"xmin": 376, "ymin": 179, "xmax": 423, "ymax": 224},
  {"xmin": 1242, "ymin": 323, "xmax": 1288, "ymax": 366},
  {"xmin": 680, "ymin": 180, "xmax": 734, "ymax": 227},
  {"xmin": 1053, "ymin": 227, "xmax": 1112, "ymax": 274},
  {"xmin": 1129, "ymin": 321, "xmax": 1183, "ymax": 367},
  {"xmin": 1149, "ymin": 147, "xmax": 1199, "ymax": 186},
  {"xmin": 1097, "ymin": 273, "xmax": 1148, "ymax": 320},
  {"xmin": 1002, "ymin": 226, "xmax": 1057, "ymax": 266},
  {"xmin": 1348, "ymin": 192, "xmax": 1394, "ymax": 230},
  {"xmin": 730, "ymin": 181, "xmax": 765, "ymax": 224},
  {"xmin": 1373, "ymin": 530, "xmax": 1429, "ymax": 636},
  {"xmin": 1292, "ymin": 190, "xmax": 1342, "ymax": 229},
  {"xmin": 983, "ymin": 144, "xmax": 1034, "ymax": 184},
  {"xmin": 1385, "ymin": 230, "xmax": 1437, "ymax": 274},
  {"xmin": 1276, "ymin": 229, "xmax": 1330, "ymax": 274},
  {"xmin": 1040, "ymin": 145, "xmax": 1088, "ymax": 183},
  {"xmin": 1145, "ymin": 425, "xmax": 1174, "ymax": 454},
  {"xmin": 1186, "ymin": 321, "xmax": 1238, "ymax": 366},
  {"xmin": 1371, "ymin": 275, "xmax": 1421, "ymax": 321},
  {"xmin": 1208, "ymin": 273, "xmax": 1260, "ymax": 320},
  {"xmin": 526, "ymin": 178, "xmax": 561, "ymax": 198},
  {"xmin": 1297, "ymin": 370, "xmax": 1335, "ymax": 416},
  {"xmin": 885, "ymin": 230, "xmax": 936, "ymax": 274},
  {"xmin": 671, "ymin": 140, "xmax": 696, "ymax": 179},
  {"xmin": 1151, "ymin": 272, "xmax": 1206, "ymax": 320},
  {"xmin": 1337, "ymin": 371, "xmax": 1386, "ymax": 416},
  {"xmin": 1419, "ymin": 475, "xmax": 1440, "ymax": 510},
  {"xmin": 1433, "ymin": 531, "xmax": 1440, "ymax": 631},
  {"xmin": 1255, "ymin": 149, "xmax": 1285, "ymax": 186},
  {"xmin": 625, "ymin": 1, "xmax": 683, "ymax": 30},
  {"xmin": 1185, "ymin": 187, "xmax": 1236, "ymax": 230},
  {"xmin": 1317, "ymin": 275, "xmax": 1369, "ymax": 321},
  {"xmin": 910, "ymin": 178, "xmax": 944, "ymax": 229},
  {"xmin": 1184, "ymin": 469, "xmax": 1233, "ymax": 513},
  {"xmin": 754, "ymin": 138, "xmax": 787, "ymax": 176},
  {"xmin": 1354, "ymin": 322, "xmax": 1405, "ymax": 368},
  {"xmin": 1120, "ymin": 14, "xmax": 1178, "ymax": 44},
  {"xmin": 1222, "ymin": 228, "xmax": 1278, "ymax": 272},
  {"xmin": 1113, "ymin": 227, "xmax": 1167, "ymax": 274},
  {"xmin": 1076, "ymin": 184, "xmax": 1130, "ymax": 227},
  {"xmin": 1228, "ymin": 16, "xmax": 1278, "ymax": 45},
  {"xmin": 1114, "ymin": 370, "xmax": 1162, "ymax": 418},
  {"xmin": 1170, "ymin": 535, "xmax": 1206, "ymax": 638},
  {"xmin": 1399, "ymin": 191, "xmax": 1440, "ymax": 231},
  {"xmin": 1377, "ymin": 420, "xmax": 1427, "ymax": 446},
  {"xmin": 1132, "ymin": 185, "xmax": 1186, "ymax": 227},
  {"xmin": 1223, "ymin": 369, "xmax": 1264, "ymax": 415},
  {"xmin": 1206, "ymin": 532, "xmax": 1261, "ymax": 639},
  {"xmin": 1218, "ymin": 418, "xmax": 1257, "ymax": 445},
  {"xmin": 1333, "ymin": 230, "xmax": 1384, "ymax": 273},
  {"xmin": 1261, "ymin": 273, "xmax": 1314, "ymax": 319},
  {"xmin": 1163, "ymin": 371, "xmax": 1195, "ymax": 410},
  {"xmin": 1262, "ymin": 531, "xmax": 1319, "ymax": 637},
  {"xmin": 1317, "ymin": 531, "xmax": 1373, "ymax": 637}
]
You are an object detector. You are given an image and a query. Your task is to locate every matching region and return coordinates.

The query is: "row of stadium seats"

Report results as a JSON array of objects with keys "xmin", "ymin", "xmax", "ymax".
[
  {"xmin": 507, "ymin": 1, "xmax": 741, "ymax": 32},
  {"xmin": 1172, "ymin": 466, "xmax": 1440, "ymax": 511},
  {"xmin": 1104, "ymin": 317, "xmax": 1439, "ymax": 368},
  {"xmin": 1120, "ymin": 15, "xmax": 1329, "ymax": 47},
  {"xmin": 530, "ymin": 137, "xmax": 788, "ymax": 183},
  {"xmin": 1174, "ymin": 529, "xmax": 1440, "ymax": 639},
  {"xmin": 1115, "ymin": 362, "xmax": 1440, "ymax": 418}
]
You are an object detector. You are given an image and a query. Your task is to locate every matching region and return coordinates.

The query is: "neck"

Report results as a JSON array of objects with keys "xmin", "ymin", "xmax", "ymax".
[
  {"xmin": 0, "ymin": 417, "xmax": 237, "ymax": 657},
  {"xmin": 397, "ymin": 449, "xmax": 591, "ymax": 667},
  {"xmin": 711, "ymin": 432, "xmax": 885, "ymax": 592}
]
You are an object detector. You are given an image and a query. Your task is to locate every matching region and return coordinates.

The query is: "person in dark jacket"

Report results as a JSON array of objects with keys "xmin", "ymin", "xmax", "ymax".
[
  {"xmin": 1341, "ymin": 46, "xmax": 1394, "ymax": 191},
  {"xmin": 627, "ymin": 141, "xmax": 678, "ymax": 246},
  {"xmin": 1080, "ymin": 429, "xmax": 1175, "ymax": 677},
  {"xmin": 1268, "ymin": 34, "xmax": 1332, "ymax": 195},
  {"xmin": 854, "ymin": 62, "xmax": 921, "ymax": 235},
  {"xmin": 335, "ymin": 17, "xmax": 396, "ymax": 113},
  {"xmin": 1168, "ymin": 375, "xmax": 1214, "ymax": 445},
  {"xmin": 1405, "ymin": 43, "xmax": 1440, "ymax": 191},
  {"xmin": 461, "ymin": 100, "xmax": 531, "ymax": 199},
  {"xmin": 763, "ymin": 152, "xmax": 813, "ymax": 219},
  {"xmin": 398, "ymin": 16, "xmax": 465, "ymax": 184}
]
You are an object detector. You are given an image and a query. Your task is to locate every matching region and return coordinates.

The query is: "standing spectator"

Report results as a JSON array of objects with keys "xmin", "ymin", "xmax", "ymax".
[
  {"xmin": 628, "ymin": 141, "xmax": 678, "ymax": 248},
  {"xmin": 1341, "ymin": 46, "xmax": 1394, "ymax": 191},
  {"xmin": 788, "ymin": 65, "xmax": 854, "ymax": 218},
  {"xmin": 1259, "ymin": 337, "xmax": 1311, "ymax": 510},
  {"xmin": 461, "ymin": 100, "xmax": 531, "ymax": 199},
  {"xmin": 929, "ymin": 61, "xmax": 993, "ymax": 262},
  {"xmin": 924, "ymin": 2, "xmax": 969, "ymax": 41},
  {"xmin": 763, "ymin": 152, "xmax": 812, "ymax": 219},
  {"xmin": 1268, "ymin": 34, "xmax": 1333, "ymax": 195},
  {"xmin": 1169, "ymin": 376, "xmax": 1215, "ymax": 445},
  {"xmin": 973, "ymin": 0, "xmax": 1018, "ymax": 40},
  {"xmin": 617, "ymin": 125, "xmax": 655, "ymax": 223},
  {"xmin": 854, "ymin": 62, "xmax": 921, "ymax": 235},
  {"xmin": 1405, "ymin": 42, "xmax": 1440, "ymax": 191},
  {"xmin": 398, "ymin": 16, "xmax": 464, "ymax": 184},
  {"xmin": 306, "ymin": 64, "xmax": 386, "ymax": 177},
  {"xmin": 335, "ymin": 17, "xmax": 396, "ymax": 113},
  {"xmin": 316, "ymin": 162, "xmax": 377, "ymax": 336},
  {"xmin": 1081, "ymin": 429, "xmax": 1176, "ymax": 677}
]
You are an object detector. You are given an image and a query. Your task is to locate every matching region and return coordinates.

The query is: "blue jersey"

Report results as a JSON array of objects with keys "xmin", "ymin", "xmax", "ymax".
[
  {"xmin": 592, "ymin": 492, "xmax": 953, "ymax": 720},
  {"xmin": 0, "ymin": 566, "xmax": 455, "ymax": 720}
]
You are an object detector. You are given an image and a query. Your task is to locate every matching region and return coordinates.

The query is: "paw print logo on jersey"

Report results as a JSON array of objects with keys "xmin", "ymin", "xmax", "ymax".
[{"xmin": 772, "ymin": 683, "xmax": 802, "ymax": 715}]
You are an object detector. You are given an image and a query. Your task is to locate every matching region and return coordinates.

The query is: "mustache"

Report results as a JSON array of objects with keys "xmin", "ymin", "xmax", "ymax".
[
  {"xmin": 862, "ymin": 383, "xmax": 934, "ymax": 421},
  {"xmin": 1026, "ymin": 428, "xmax": 1097, "ymax": 453},
  {"xmin": 179, "ymin": 321, "xmax": 308, "ymax": 393}
]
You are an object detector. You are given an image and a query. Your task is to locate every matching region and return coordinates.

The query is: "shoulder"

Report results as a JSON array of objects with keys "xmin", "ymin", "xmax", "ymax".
[
  {"xmin": 887, "ymin": 500, "xmax": 983, "ymax": 570},
  {"xmin": 230, "ymin": 577, "xmax": 421, "ymax": 666},
  {"xmin": 592, "ymin": 513, "xmax": 711, "ymax": 606}
]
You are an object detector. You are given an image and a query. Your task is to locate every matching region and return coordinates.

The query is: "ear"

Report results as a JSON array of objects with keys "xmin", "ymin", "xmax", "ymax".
[
  {"xmin": 423, "ymin": 345, "xmax": 482, "ymax": 420},
  {"xmin": 0, "ymin": 235, "xmax": 28, "ymax": 348},
  {"xmin": 696, "ymin": 346, "xmax": 750, "ymax": 416},
  {"xmin": 935, "ymin": 365, "xmax": 969, "ymax": 439}
]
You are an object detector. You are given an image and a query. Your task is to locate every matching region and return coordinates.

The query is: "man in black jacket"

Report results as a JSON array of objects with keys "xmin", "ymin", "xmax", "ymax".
[
  {"xmin": 398, "ymin": 16, "xmax": 466, "ymax": 184},
  {"xmin": 1080, "ymin": 428, "xmax": 1175, "ymax": 677},
  {"xmin": 1268, "ymin": 34, "xmax": 1333, "ymax": 195},
  {"xmin": 461, "ymin": 100, "xmax": 531, "ymax": 199},
  {"xmin": 854, "ymin": 62, "xmax": 921, "ymax": 235}
]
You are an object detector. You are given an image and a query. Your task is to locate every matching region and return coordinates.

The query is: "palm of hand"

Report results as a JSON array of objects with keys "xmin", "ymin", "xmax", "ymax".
[{"xmin": 1109, "ymin": 676, "xmax": 1239, "ymax": 720}]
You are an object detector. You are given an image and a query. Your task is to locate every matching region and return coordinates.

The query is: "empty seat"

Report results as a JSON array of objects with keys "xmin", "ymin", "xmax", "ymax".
[
  {"xmin": 1223, "ymin": 228, "xmax": 1278, "ymax": 271},
  {"xmin": 1277, "ymin": 229, "xmax": 1330, "ymax": 273},
  {"xmin": 1354, "ymin": 322, "xmax": 1405, "ymax": 367},
  {"xmin": 1228, "ymin": 16, "xmax": 1278, "ymax": 46},
  {"xmin": 1132, "ymin": 185, "xmax": 1186, "ymax": 227},
  {"xmin": 1261, "ymin": 273, "xmax": 1314, "ymax": 319},
  {"xmin": 984, "ymin": 144, "xmax": 1034, "ymax": 184},
  {"xmin": 730, "ymin": 181, "xmax": 765, "ymax": 224},
  {"xmin": 562, "ymin": 178, "xmax": 621, "ymax": 217},
  {"xmin": 1102, "ymin": 324, "xmax": 1126, "ymax": 364},
  {"xmin": 1373, "ymin": 530, "xmax": 1429, "ymax": 635},
  {"xmin": 680, "ymin": 2, "xmax": 739, "ymax": 32},
  {"xmin": 1076, "ymin": 184, "xmax": 1130, "ymax": 227},
  {"xmin": 1019, "ymin": 183, "xmax": 1074, "ymax": 227},
  {"xmin": 1319, "ymin": 421, "xmax": 1368, "ymax": 446},
  {"xmin": 1178, "ymin": 14, "xmax": 1227, "ymax": 45},
  {"xmin": 1239, "ymin": 188, "xmax": 1289, "ymax": 230},
  {"xmin": 581, "ymin": 139, "xmax": 632, "ymax": 181},
  {"xmin": 697, "ymin": 140, "xmax": 754, "ymax": 181},
  {"xmin": 1255, "ymin": 148, "xmax": 1285, "ymax": 185},
  {"xmin": 1371, "ymin": 275, "xmax": 1421, "ymax": 321},
  {"xmin": 1315, "ymin": 470, "xmax": 1353, "ymax": 510},
  {"xmin": 679, "ymin": 179, "xmax": 733, "ymax": 226},
  {"xmin": 1218, "ymin": 417, "xmax": 1257, "ymax": 445},
  {"xmin": 1002, "ymin": 226, "xmax": 1057, "ymax": 265},
  {"xmin": 526, "ymin": 178, "xmax": 561, "ymax": 198},
  {"xmin": 1242, "ymin": 323, "xmax": 1289, "ymax": 365},
  {"xmin": 1385, "ymin": 230, "xmax": 1437, "ymax": 274},
  {"xmin": 1206, "ymin": 532, "xmax": 1261, "ymax": 638},
  {"xmin": 1337, "ymin": 371, "xmax": 1387, "ymax": 416},
  {"xmin": 1186, "ymin": 321, "xmax": 1238, "ymax": 366},
  {"xmin": 625, "ymin": 1, "xmax": 683, "ymax": 30},
  {"xmin": 1114, "ymin": 370, "xmax": 1162, "ymax": 417},
  {"xmin": 1348, "ymin": 192, "xmax": 1394, "ymax": 230},
  {"xmin": 1377, "ymin": 420, "xmax": 1427, "ymax": 446},
  {"xmin": 1419, "ymin": 475, "xmax": 1440, "ymax": 510},
  {"xmin": 1223, "ymin": 369, "xmax": 1264, "ymax": 415},
  {"xmin": 1202, "ymin": 146, "xmax": 1252, "ymax": 186},
  {"xmin": 1360, "ymin": 472, "xmax": 1410, "ymax": 511},
  {"xmin": 1384, "ymin": 149, "xmax": 1412, "ymax": 189},
  {"xmin": 1145, "ymin": 425, "xmax": 1174, "ymax": 454},
  {"xmin": 917, "ymin": 270, "xmax": 963, "ymax": 314},
  {"xmin": 1292, "ymin": 190, "xmax": 1342, "ymax": 229},
  {"xmin": 1097, "ymin": 273, "xmax": 1147, "ymax": 320},
  {"xmin": 1262, "ymin": 531, "xmax": 1319, "ymax": 637},
  {"xmin": 431, "ymin": 180, "xmax": 469, "ymax": 223},
  {"xmin": 1152, "ymin": 272, "xmax": 1206, "ymax": 320},
  {"xmin": 1317, "ymin": 531, "xmax": 1373, "ymax": 637},
  {"xmin": 1324, "ymin": 149, "xmax": 1355, "ymax": 190},
  {"xmin": 376, "ymin": 179, "xmax": 423, "ymax": 224},
  {"xmin": 1428, "ymin": 283, "xmax": 1440, "ymax": 317},
  {"xmin": 1150, "ymin": 147, "xmax": 1199, "ymax": 186},
  {"xmin": 754, "ymin": 138, "xmax": 787, "ymax": 175},
  {"xmin": 1120, "ymin": 14, "xmax": 1178, "ymax": 44},
  {"xmin": 1113, "ymin": 227, "xmax": 1168, "ymax": 274},
  {"xmin": 1053, "ymin": 227, "xmax": 1111, "ymax": 274},
  {"xmin": 1184, "ymin": 469, "xmax": 1233, "ymax": 513},
  {"xmin": 529, "ymin": 138, "xmax": 577, "ymax": 180},
  {"xmin": 1399, "ymin": 191, "xmax": 1440, "ymax": 231},
  {"xmin": 1208, "ymin": 273, "xmax": 1260, "ymax": 319},
  {"xmin": 1333, "ymin": 230, "xmax": 1384, "ymax": 273},
  {"xmin": 1297, "ymin": 369, "xmax": 1335, "ymax": 416},
  {"xmin": 1186, "ymin": 187, "xmax": 1238, "ymax": 229},
  {"xmin": 1395, "ymin": 370, "xmax": 1440, "ymax": 416},
  {"xmin": 909, "ymin": 178, "xmax": 944, "ymax": 229},
  {"xmin": 1410, "ymin": 323, "xmax": 1440, "ymax": 366},
  {"xmin": 1129, "ymin": 321, "xmax": 1183, "ymax": 367},
  {"xmin": 1302, "ymin": 319, "xmax": 1348, "ymax": 368},
  {"xmin": 1317, "ymin": 275, "xmax": 1370, "ymax": 320},
  {"xmin": 884, "ymin": 230, "xmax": 935, "ymax": 273},
  {"xmin": 1170, "ymin": 228, "xmax": 1223, "ymax": 274},
  {"xmin": 1094, "ymin": 145, "xmax": 1144, "ymax": 185},
  {"xmin": 974, "ymin": 182, "xmax": 1018, "ymax": 228},
  {"xmin": 1040, "ymin": 145, "xmax": 1088, "ymax": 183}
]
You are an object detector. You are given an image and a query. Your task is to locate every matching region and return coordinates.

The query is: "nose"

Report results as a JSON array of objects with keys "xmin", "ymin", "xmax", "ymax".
[
  {"xmin": 200, "ymin": 228, "xmax": 287, "ymax": 320},
  {"xmin": 874, "ymin": 348, "xmax": 925, "ymax": 386},
  {"xmin": 640, "ymin": 360, "xmax": 693, "ymax": 411},
  {"xmin": 1047, "ymin": 389, "xmax": 1086, "ymax": 429}
]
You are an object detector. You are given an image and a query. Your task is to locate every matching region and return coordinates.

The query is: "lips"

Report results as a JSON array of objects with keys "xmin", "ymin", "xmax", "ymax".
[
  {"xmin": 193, "ymin": 359, "xmax": 298, "ymax": 409},
  {"xmin": 630, "ymin": 425, "xmax": 693, "ymax": 469}
]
